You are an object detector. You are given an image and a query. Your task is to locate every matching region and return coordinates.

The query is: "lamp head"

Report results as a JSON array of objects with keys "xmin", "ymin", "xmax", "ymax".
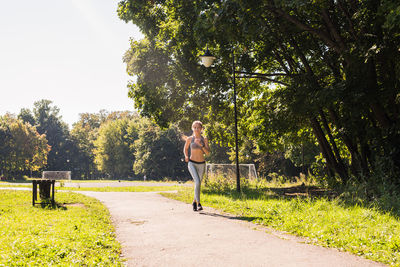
[{"xmin": 199, "ymin": 47, "xmax": 215, "ymax": 67}]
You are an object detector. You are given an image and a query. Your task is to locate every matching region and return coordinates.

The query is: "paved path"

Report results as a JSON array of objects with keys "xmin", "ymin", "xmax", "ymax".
[{"xmin": 79, "ymin": 191, "xmax": 385, "ymax": 267}]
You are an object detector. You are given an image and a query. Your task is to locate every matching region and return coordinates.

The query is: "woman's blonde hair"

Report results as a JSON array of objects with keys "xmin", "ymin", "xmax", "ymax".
[
  {"xmin": 181, "ymin": 120, "xmax": 204, "ymax": 141},
  {"xmin": 191, "ymin": 120, "xmax": 203, "ymax": 129}
]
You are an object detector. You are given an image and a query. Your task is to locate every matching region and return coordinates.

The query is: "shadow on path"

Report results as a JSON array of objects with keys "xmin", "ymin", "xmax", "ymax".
[{"xmin": 198, "ymin": 211, "xmax": 259, "ymax": 222}]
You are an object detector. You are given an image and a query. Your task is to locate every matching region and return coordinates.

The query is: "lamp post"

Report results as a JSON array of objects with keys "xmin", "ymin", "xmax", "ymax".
[
  {"xmin": 200, "ymin": 47, "xmax": 288, "ymax": 192},
  {"xmin": 200, "ymin": 48, "xmax": 241, "ymax": 192}
]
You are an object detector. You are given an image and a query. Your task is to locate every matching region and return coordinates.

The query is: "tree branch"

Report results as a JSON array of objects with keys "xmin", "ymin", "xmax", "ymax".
[
  {"xmin": 267, "ymin": 4, "xmax": 343, "ymax": 53},
  {"xmin": 235, "ymin": 71, "xmax": 291, "ymax": 77},
  {"xmin": 236, "ymin": 75, "xmax": 289, "ymax": 86},
  {"xmin": 321, "ymin": 9, "xmax": 347, "ymax": 52},
  {"xmin": 272, "ymin": 50, "xmax": 291, "ymax": 74},
  {"xmin": 337, "ymin": 0, "xmax": 358, "ymax": 40}
]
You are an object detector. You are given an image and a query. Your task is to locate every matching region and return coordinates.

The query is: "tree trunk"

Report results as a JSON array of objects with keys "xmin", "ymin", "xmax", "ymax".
[
  {"xmin": 365, "ymin": 60, "xmax": 392, "ymax": 128},
  {"xmin": 310, "ymin": 116, "xmax": 349, "ymax": 183},
  {"xmin": 319, "ymin": 108, "xmax": 348, "ymax": 175},
  {"xmin": 327, "ymin": 107, "xmax": 369, "ymax": 177}
]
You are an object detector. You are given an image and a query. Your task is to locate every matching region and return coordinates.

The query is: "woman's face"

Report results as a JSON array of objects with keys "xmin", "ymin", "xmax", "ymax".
[{"xmin": 192, "ymin": 123, "xmax": 202, "ymax": 133}]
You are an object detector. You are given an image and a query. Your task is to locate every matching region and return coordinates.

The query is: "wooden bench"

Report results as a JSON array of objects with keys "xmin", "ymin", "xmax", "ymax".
[
  {"xmin": 32, "ymin": 179, "xmax": 55, "ymax": 206},
  {"xmin": 32, "ymin": 171, "xmax": 71, "ymax": 206}
]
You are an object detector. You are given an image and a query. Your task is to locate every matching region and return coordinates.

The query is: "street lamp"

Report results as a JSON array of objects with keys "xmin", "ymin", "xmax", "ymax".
[
  {"xmin": 199, "ymin": 46, "xmax": 216, "ymax": 68},
  {"xmin": 200, "ymin": 49, "xmax": 241, "ymax": 192},
  {"xmin": 200, "ymin": 47, "xmax": 288, "ymax": 192}
]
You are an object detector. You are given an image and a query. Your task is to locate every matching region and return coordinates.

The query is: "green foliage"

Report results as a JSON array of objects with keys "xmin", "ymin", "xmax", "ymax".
[
  {"xmin": 70, "ymin": 113, "xmax": 101, "ymax": 179},
  {"xmin": 30, "ymin": 100, "xmax": 71, "ymax": 171},
  {"xmin": 92, "ymin": 113, "xmax": 187, "ymax": 180},
  {"xmin": 204, "ymin": 173, "xmax": 249, "ymax": 192},
  {"xmin": 70, "ymin": 110, "xmax": 138, "ymax": 179},
  {"xmin": 0, "ymin": 190, "xmax": 123, "ymax": 266},
  {"xmin": 0, "ymin": 115, "xmax": 50, "ymax": 177},
  {"xmin": 118, "ymin": 0, "xmax": 400, "ymax": 192},
  {"xmin": 4, "ymin": 100, "xmax": 195, "ymax": 180},
  {"xmin": 18, "ymin": 108, "xmax": 35, "ymax": 126},
  {"xmin": 94, "ymin": 117, "xmax": 138, "ymax": 178},
  {"xmin": 200, "ymin": 122, "xmax": 231, "ymax": 164},
  {"xmin": 133, "ymin": 120, "xmax": 188, "ymax": 179}
]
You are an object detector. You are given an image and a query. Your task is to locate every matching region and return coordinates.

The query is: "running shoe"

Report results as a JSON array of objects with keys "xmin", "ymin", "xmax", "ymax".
[{"xmin": 192, "ymin": 201, "xmax": 197, "ymax": 211}]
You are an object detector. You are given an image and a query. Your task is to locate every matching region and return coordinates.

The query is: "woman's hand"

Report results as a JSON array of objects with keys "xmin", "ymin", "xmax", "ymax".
[
  {"xmin": 201, "ymin": 137, "xmax": 210, "ymax": 156},
  {"xmin": 194, "ymin": 138, "xmax": 204, "ymax": 147},
  {"xmin": 185, "ymin": 156, "xmax": 189, "ymax": 162}
]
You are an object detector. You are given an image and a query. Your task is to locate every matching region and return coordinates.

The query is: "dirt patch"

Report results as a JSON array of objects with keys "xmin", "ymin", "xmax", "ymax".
[
  {"xmin": 269, "ymin": 184, "xmax": 337, "ymax": 198},
  {"xmin": 129, "ymin": 219, "xmax": 147, "ymax": 225}
]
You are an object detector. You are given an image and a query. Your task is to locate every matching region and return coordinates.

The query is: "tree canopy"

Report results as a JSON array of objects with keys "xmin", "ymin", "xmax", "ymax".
[
  {"xmin": 133, "ymin": 119, "xmax": 188, "ymax": 179},
  {"xmin": 18, "ymin": 100, "xmax": 73, "ymax": 171},
  {"xmin": 94, "ymin": 117, "xmax": 137, "ymax": 178},
  {"xmin": 0, "ymin": 114, "xmax": 50, "ymax": 177},
  {"xmin": 2, "ymin": 97, "xmax": 195, "ymax": 180},
  {"xmin": 118, "ymin": 0, "xmax": 400, "ymax": 188}
]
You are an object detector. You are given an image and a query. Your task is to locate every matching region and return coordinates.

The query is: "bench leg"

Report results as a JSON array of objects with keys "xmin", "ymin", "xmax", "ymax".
[
  {"xmin": 32, "ymin": 181, "xmax": 37, "ymax": 206},
  {"xmin": 51, "ymin": 180, "xmax": 55, "ymax": 205}
]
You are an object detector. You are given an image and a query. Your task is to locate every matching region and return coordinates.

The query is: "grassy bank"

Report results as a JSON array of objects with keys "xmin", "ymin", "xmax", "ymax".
[
  {"xmin": 0, "ymin": 190, "xmax": 123, "ymax": 266},
  {"xmin": 163, "ymin": 184, "xmax": 400, "ymax": 266}
]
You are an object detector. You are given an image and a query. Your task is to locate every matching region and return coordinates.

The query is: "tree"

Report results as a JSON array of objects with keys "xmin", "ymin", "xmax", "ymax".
[
  {"xmin": 70, "ymin": 112, "xmax": 103, "ymax": 179},
  {"xmin": 70, "ymin": 110, "xmax": 138, "ymax": 179},
  {"xmin": 133, "ymin": 119, "xmax": 188, "ymax": 179},
  {"xmin": 0, "ymin": 116, "xmax": 12, "ymax": 177},
  {"xmin": 18, "ymin": 108, "xmax": 35, "ymax": 126},
  {"xmin": 94, "ymin": 117, "xmax": 138, "ymax": 178},
  {"xmin": 17, "ymin": 100, "xmax": 73, "ymax": 171},
  {"xmin": 0, "ymin": 115, "xmax": 50, "ymax": 177},
  {"xmin": 118, "ymin": 0, "xmax": 400, "ymax": 189}
]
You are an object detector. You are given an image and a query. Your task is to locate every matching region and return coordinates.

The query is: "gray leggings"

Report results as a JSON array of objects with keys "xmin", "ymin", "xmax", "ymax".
[{"xmin": 188, "ymin": 161, "xmax": 206, "ymax": 203}]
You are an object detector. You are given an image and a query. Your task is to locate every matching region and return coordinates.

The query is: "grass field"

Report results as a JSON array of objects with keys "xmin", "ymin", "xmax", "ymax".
[
  {"xmin": 58, "ymin": 185, "xmax": 182, "ymax": 192},
  {"xmin": 163, "ymin": 184, "xmax": 400, "ymax": 266},
  {"xmin": 0, "ymin": 180, "xmax": 185, "ymax": 192},
  {"xmin": 0, "ymin": 190, "xmax": 124, "ymax": 266},
  {"xmin": 0, "ymin": 182, "xmax": 184, "ymax": 265},
  {"xmin": 3, "ymin": 178, "xmax": 400, "ymax": 265}
]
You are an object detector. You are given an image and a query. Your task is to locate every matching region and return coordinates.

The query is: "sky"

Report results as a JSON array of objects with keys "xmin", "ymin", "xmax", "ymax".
[{"xmin": 0, "ymin": 1, "xmax": 143, "ymax": 127}]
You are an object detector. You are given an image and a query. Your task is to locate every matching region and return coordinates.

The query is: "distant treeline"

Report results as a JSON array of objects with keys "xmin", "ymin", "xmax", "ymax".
[
  {"xmin": 0, "ymin": 100, "xmax": 187, "ymax": 180},
  {"xmin": 0, "ymin": 100, "xmax": 308, "ymax": 180}
]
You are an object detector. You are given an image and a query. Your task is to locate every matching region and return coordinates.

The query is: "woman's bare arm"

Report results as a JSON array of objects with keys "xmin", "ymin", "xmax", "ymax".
[
  {"xmin": 202, "ymin": 137, "xmax": 210, "ymax": 156},
  {"xmin": 183, "ymin": 137, "xmax": 191, "ymax": 162}
]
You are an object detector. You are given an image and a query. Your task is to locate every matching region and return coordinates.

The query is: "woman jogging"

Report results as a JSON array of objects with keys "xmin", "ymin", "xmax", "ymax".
[{"xmin": 183, "ymin": 120, "xmax": 210, "ymax": 211}]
